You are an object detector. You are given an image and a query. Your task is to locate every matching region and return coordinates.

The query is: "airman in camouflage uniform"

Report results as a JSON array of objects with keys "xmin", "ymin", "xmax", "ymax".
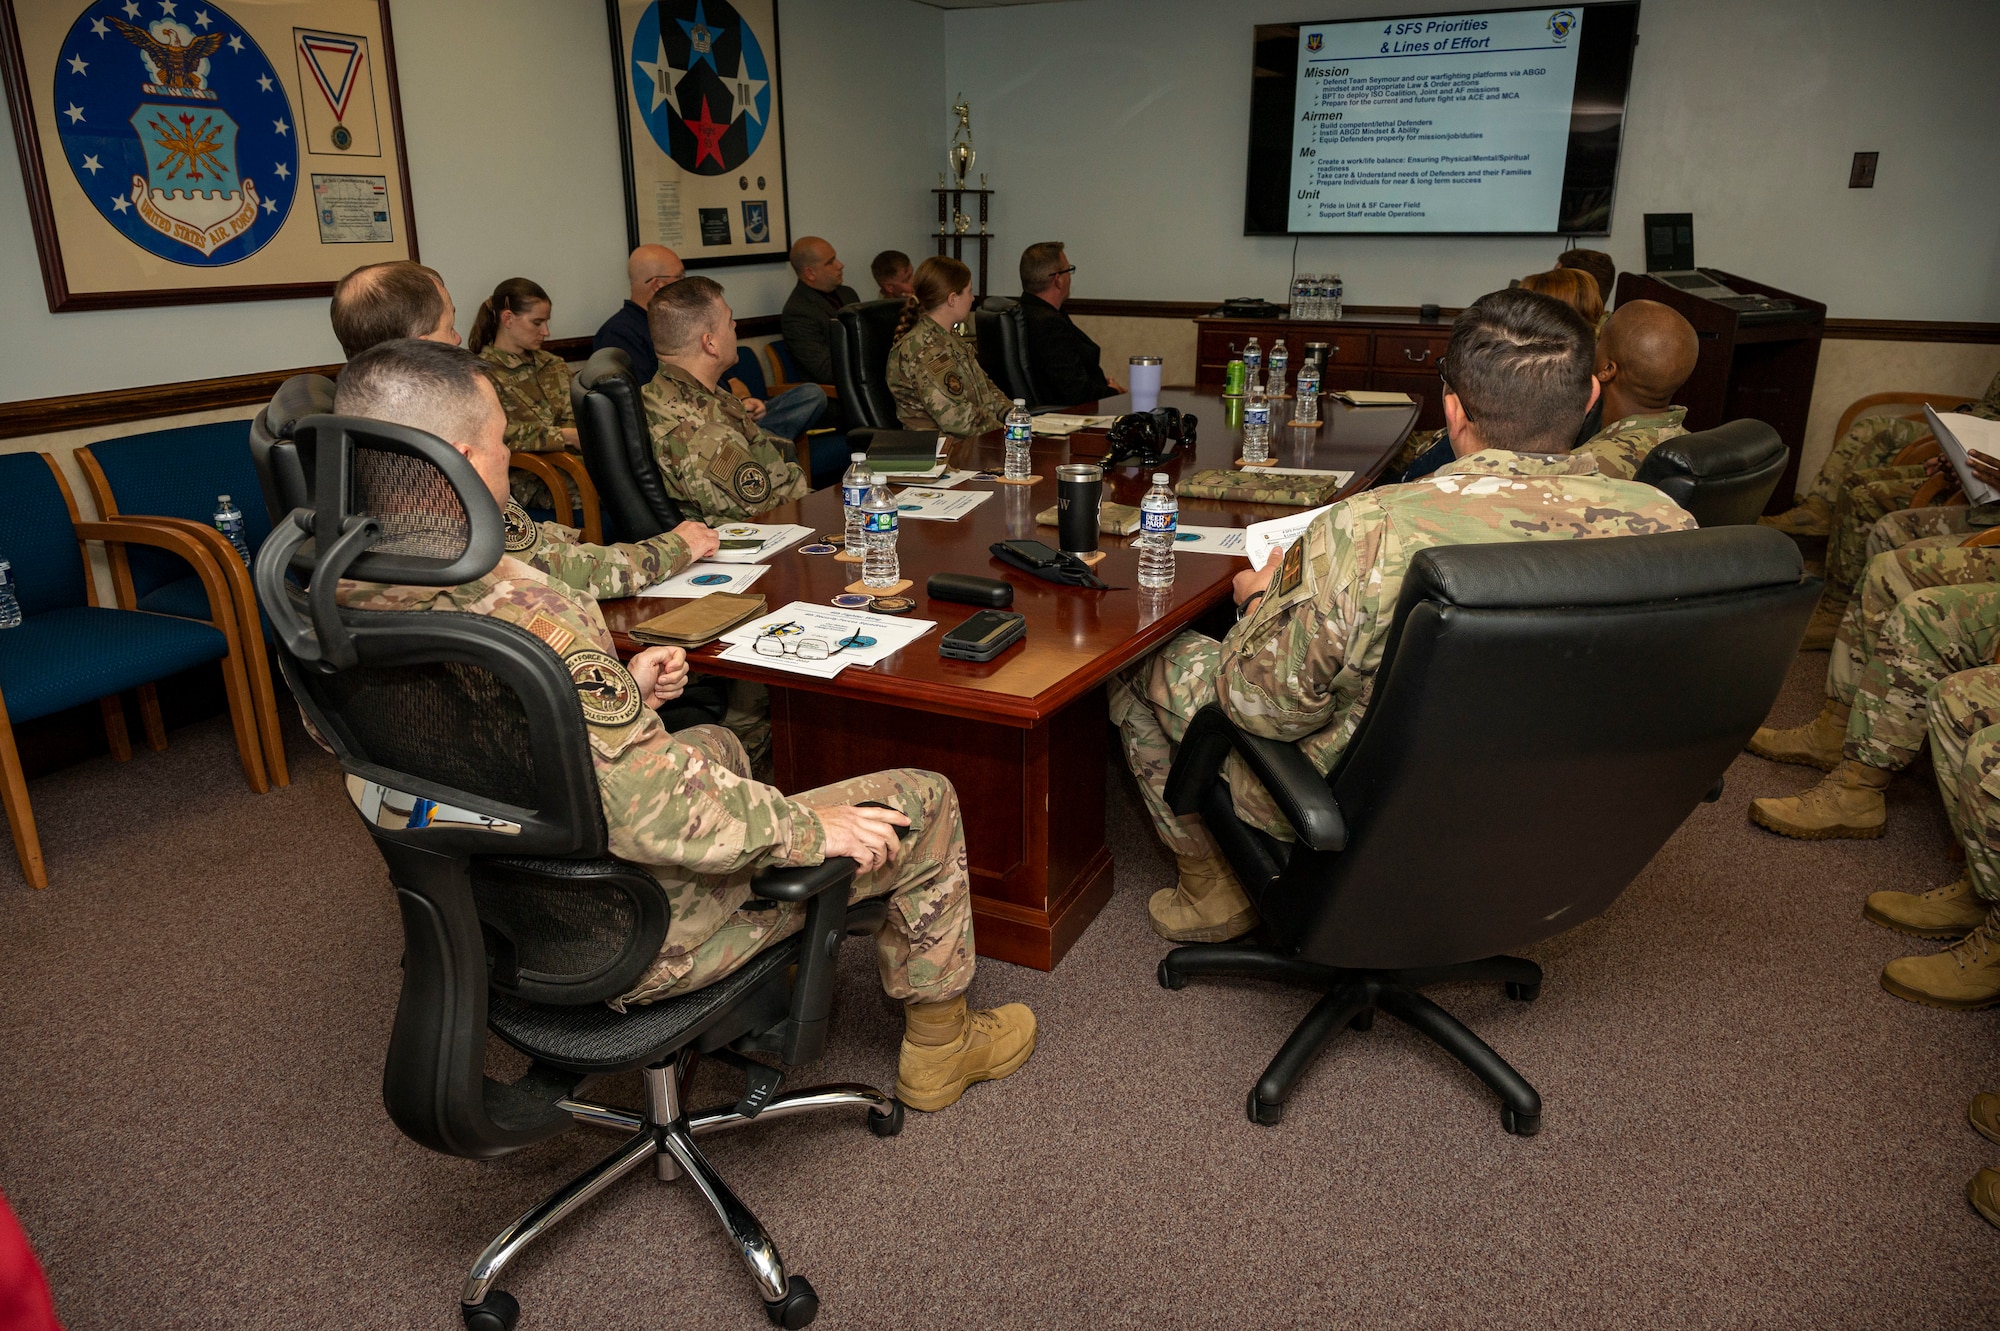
[
  {"xmin": 1573, "ymin": 405, "xmax": 1688, "ymax": 480},
  {"xmin": 885, "ymin": 314, "xmax": 1014, "ymax": 439},
  {"xmin": 1766, "ymin": 370, "xmax": 2000, "ymax": 536},
  {"xmin": 478, "ymin": 345, "xmax": 580, "ymax": 513},
  {"xmin": 642, "ymin": 364, "xmax": 810, "ymax": 524},
  {"xmin": 502, "ymin": 497, "xmax": 693, "ymax": 599},
  {"xmin": 1110, "ymin": 449, "xmax": 1697, "ymax": 940}
]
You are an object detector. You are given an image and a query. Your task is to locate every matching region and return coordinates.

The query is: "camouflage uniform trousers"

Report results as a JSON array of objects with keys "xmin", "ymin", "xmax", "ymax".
[
  {"xmin": 1824, "ymin": 464, "xmax": 1927, "ymax": 599},
  {"xmin": 1847, "ymin": 584, "xmax": 2000, "ymax": 772},
  {"xmin": 1863, "ymin": 505, "xmax": 1974, "ymax": 563},
  {"xmin": 1802, "ymin": 414, "xmax": 1934, "ymax": 510},
  {"xmin": 1108, "ymin": 631, "xmax": 1290, "ymax": 861},
  {"xmin": 618, "ymin": 724, "xmax": 976, "ymax": 1006},
  {"xmin": 1827, "ymin": 540, "xmax": 2000, "ymax": 708},
  {"xmin": 1929, "ymin": 665, "xmax": 2000, "ymax": 905}
]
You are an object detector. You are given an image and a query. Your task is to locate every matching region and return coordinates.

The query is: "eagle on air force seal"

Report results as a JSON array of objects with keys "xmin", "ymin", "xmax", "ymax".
[
  {"xmin": 503, "ymin": 500, "xmax": 539, "ymax": 552},
  {"xmin": 731, "ymin": 459, "xmax": 771, "ymax": 506},
  {"xmin": 567, "ymin": 648, "xmax": 644, "ymax": 728}
]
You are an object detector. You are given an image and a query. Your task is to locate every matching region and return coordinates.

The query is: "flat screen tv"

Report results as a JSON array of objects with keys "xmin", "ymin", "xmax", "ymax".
[{"xmin": 1245, "ymin": 3, "xmax": 1641, "ymax": 236}]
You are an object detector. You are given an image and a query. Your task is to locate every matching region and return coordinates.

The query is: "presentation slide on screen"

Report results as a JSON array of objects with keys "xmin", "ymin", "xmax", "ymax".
[{"xmin": 1288, "ymin": 8, "xmax": 1585, "ymax": 232}]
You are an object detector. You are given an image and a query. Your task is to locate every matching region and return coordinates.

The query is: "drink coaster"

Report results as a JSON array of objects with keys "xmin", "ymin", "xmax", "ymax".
[
  {"xmin": 799, "ymin": 543, "xmax": 838, "ymax": 555},
  {"xmin": 846, "ymin": 577, "xmax": 912, "ymax": 596},
  {"xmin": 1234, "ymin": 457, "xmax": 1279, "ymax": 468},
  {"xmin": 991, "ymin": 475, "xmax": 1042, "ymax": 486},
  {"xmin": 830, "ymin": 593, "xmax": 874, "ymax": 609},
  {"xmin": 833, "ymin": 551, "xmax": 864, "ymax": 563},
  {"xmin": 868, "ymin": 595, "xmax": 917, "ymax": 615},
  {"xmin": 1063, "ymin": 550, "xmax": 1107, "ymax": 567},
  {"xmin": 1286, "ymin": 418, "xmax": 1324, "ymax": 430}
]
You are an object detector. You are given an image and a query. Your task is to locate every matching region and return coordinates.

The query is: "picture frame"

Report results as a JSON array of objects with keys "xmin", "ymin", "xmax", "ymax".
[
  {"xmin": 603, "ymin": 0, "xmax": 790, "ymax": 269},
  {"xmin": 0, "ymin": 0, "xmax": 418, "ymax": 312}
]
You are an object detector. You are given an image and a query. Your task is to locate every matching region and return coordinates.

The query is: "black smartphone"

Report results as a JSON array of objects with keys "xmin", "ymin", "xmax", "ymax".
[
  {"xmin": 939, "ymin": 609, "xmax": 1027, "ymax": 662},
  {"xmin": 998, "ymin": 539, "xmax": 1065, "ymax": 568}
]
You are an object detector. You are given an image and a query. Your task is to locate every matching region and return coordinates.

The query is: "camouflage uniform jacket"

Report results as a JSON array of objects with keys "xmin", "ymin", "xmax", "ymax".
[
  {"xmin": 337, "ymin": 557, "xmax": 829, "ymax": 969},
  {"xmin": 1218, "ymin": 449, "xmax": 1697, "ymax": 781},
  {"xmin": 478, "ymin": 346, "xmax": 576, "ymax": 453},
  {"xmin": 885, "ymin": 315, "xmax": 1014, "ymax": 438},
  {"xmin": 503, "ymin": 498, "xmax": 694, "ymax": 599},
  {"xmin": 1573, "ymin": 406, "xmax": 1689, "ymax": 480},
  {"xmin": 642, "ymin": 364, "xmax": 809, "ymax": 524}
]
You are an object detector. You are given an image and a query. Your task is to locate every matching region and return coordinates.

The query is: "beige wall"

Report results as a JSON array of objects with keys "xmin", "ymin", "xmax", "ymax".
[
  {"xmin": 1799, "ymin": 340, "xmax": 2000, "ymax": 493},
  {"xmin": 1069, "ymin": 315, "xmax": 1200, "ymax": 390}
]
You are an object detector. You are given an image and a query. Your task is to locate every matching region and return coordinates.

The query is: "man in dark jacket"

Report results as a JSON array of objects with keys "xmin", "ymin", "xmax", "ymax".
[
  {"xmin": 1018, "ymin": 241, "xmax": 1124, "ymax": 406},
  {"xmin": 779, "ymin": 236, "xmax": 860, "ymax": 386}
]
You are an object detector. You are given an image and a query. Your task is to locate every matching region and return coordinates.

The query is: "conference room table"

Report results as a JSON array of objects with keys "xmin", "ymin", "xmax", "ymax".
[{"xmin": 602, "ymin": 387, "xmax": 1420, "ymax": 970}]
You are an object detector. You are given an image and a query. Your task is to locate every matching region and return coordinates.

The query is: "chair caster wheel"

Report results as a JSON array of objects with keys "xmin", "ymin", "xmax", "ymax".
[
  {"xmin": 1506, "ymin": 981, "xmax": 1541, "ymax": 1002},
  {"xmin": 1502, "ymin": 1106, "xmax": 1541, "ymax": 1137},
  {"xmin": 867, "ymin": 1099, "xmax": 904, "ymax": 1137},
  {"xmin": 1246, "ymin": 1089, "xmax": 1284, "ymax": 1126},
  {"xmin": 462, "ymin": 1290, "xmax": 520, "ymax": 1331},
  {"xmin": 1158, "ymin": 960, "xmax": 1188, "ymax": 990},
  {"xmin": 764, "ymin": 1274, "xmax": 819, "ymax": 1328},
  {"xmin": 1349, "ymin": 1007, "xmax": 1374, "ymax": 1031}
]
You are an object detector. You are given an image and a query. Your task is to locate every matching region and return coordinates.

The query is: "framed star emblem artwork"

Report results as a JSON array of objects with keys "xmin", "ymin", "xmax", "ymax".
[
  {"xmin": 607, "ymin": 0, "xmax": 789, "ymax": 267},
  {"xmin": 0, "ymin": 0, "xmax": 417, "ymax": 310}
]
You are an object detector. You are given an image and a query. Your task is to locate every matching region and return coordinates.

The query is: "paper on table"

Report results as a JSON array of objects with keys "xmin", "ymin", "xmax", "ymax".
[
  {"xmin": 636, "ymin": 563, "xmax": 769, "ymax": 598},
  {"xmin": 715, "ymin": 642, "xmax": 849, "ymax": 679},
  {"xmin": 877, "ymin": 462, "xmax": 948, "ymax": 482},
  {"xmin": 880, "ymin": 467, "xmax": 981, "ymax": 489},
  {"xmin": 705, "ymin": 522, "xmax": 814, "ymax": 564},
  {"xmin": 891, "ymin": 487, "xmax": 994, "ymax": 521},
  {"xmin": 1928, "ymin": 407, "xmax": 2000, "ymax": 508},
  {"xmin": 719, "ymin": 601, "xmax": 938, "ymax": 672},
  {"xmin": 1031, "ymin": 413, "xmax": 1119, "ymax": 435},
  {"xmin": 1244, "ymin": 503, "xmax": 1334, "ymax": 569},
  {"xmin": 1170, "ymin": 525, "xmax": 1248, "ymax": 555},
  {"xmin": 1330, "ymin": 390, "xmax": 1414, "ymax": 406}
]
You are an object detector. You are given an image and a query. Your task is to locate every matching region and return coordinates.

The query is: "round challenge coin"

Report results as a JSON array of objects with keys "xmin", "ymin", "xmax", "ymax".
[
  {"xmin": 800, "ymin": 543, "xmax": 838, "ymax": 556},
  {"xmin": 868, "ymin": 596, "xmax": 916, "ymax": 616},
  {"xmin": 831, "ymin": 593, "xmax": 875, "ymax": 609}
]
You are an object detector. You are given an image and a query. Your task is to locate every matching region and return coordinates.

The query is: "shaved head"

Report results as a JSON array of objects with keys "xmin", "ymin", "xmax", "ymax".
[
  {"xmin": 627, "ymin": 244, "xmax": 684, "ymax": 305},
  {"xmin": 1595, "ymin": 299, "xmax": 1699, "ymax": 415},
  {"xmin": 789, "ymin": 236, "xmax": 844, "ymax": 292}
]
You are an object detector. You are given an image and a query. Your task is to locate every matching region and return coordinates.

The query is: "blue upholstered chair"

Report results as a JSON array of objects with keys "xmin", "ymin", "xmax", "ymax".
[
  {"xmin": 734, "ymin": 347, "xmax": 845, "ymax": 487},
  {"xmin": 77, "ymin": 421, "xmax": 289, "ymax": 787},
  {"xmin": 0, "ymin": 451, "xmax": 269, "ymax": 889}
]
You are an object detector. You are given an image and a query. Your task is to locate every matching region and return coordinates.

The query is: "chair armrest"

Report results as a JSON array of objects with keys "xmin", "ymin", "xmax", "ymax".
[
  {"xmin": 1912, "ymin": 474, "xmax": 1963, "ymax": 510},
  {"xmin": 1889, "ymin": 437, "xmax": 1940, "ymax": 467},
  {"xmin": 1962, "ymin": 526, "xmax": 2000, "ymax": 549},
  {"xmin": 750, "ymin": 857, "xmax": 859, "ymax": 902},
  {"xmin": 1164, "ymin": 705, "xmax": 1347, "ymax": 852},
  {"xmin": 817, "ymin": 381, "xmax": 839, "ymax": 401},
  {"xmin": 71, "ymin": 519, "xmax": 243, "ymax": 638},
  {"xmin": 508, "ymin": 453, "xmax": 574, "ymax": 527},
  {"xmin": 117, "ymin": 515, "xmax": 256, "ymax": 625},
  {"xmin": 541, "ymin": 453, "xmax": 603, "ymax": 544}
]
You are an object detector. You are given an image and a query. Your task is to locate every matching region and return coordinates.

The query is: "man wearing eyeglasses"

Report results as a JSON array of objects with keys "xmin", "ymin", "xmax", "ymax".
[
  {"xmin": 1109, "ymin": 289, "xmax": 1698, "ymax": 943},
  {"xmin": 1018, "ymin": 241, "xmax": 1124, "ymax": 405}
]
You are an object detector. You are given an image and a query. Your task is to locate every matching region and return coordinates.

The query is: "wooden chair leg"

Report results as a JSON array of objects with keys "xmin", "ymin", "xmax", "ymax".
[
  {"xmin": 215, "ymin": 651, "xmax": 270, "ymax": 794},
  {"xmin": 248, "ymin": 654, "xmax": 290, "ymax": 788},
  {"xmin": 100, "ymin": 695, "xmax": 133, "ymax": 762},
  {"xmin": 0, "ymin": 702, "xmax": 48, "ymax": 889},
  {"xmin": 136, "ymin": 682, "xmax": 168, "ymax": 751}
]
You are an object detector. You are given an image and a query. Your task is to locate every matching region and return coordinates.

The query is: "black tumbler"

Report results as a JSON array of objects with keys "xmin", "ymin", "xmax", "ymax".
[{"xmin": 1055, "ymin": 463, "xmax": 1104, "ymax": 556}]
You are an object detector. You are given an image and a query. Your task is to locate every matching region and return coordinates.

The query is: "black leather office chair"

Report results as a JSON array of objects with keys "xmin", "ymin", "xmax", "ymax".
[
  {"xmin": 253, "ymin": 415, "xmax": 900, "ymax": 1329},
  {"xmin": 829, "ymin": 299, "xmax": 905, "ymax": 430},
  {"xmin": 1158, "ymin": 527, "xmax": 1817, "ymax": 1134},
  {"xmin": 974, "ymin": 297, "xmax": 1042, "ymax": 406},
  {"xmin": 248, "ymin": 371, "xmax": 334, "ymax": 524},
  {"xmin": 570, "ymin": 347, "xmax": 690, "ymax": 542},
  {"xmin": 1633, "ymin": 418, "xmax": 1788, "ymax": 526}
]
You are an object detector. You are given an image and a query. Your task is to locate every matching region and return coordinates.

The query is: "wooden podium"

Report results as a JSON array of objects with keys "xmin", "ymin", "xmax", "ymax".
[{"xmin": 1614, "ymin": 270, "xmax": 1826, "ymax": 514}]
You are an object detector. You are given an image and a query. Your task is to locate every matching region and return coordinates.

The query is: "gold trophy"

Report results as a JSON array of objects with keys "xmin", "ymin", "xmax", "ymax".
[{"xmin": 949, "ymin": 95, "xmax": 976, "ymax": 187}]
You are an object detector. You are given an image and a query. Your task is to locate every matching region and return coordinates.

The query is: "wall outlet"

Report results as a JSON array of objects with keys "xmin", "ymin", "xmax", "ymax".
[{"xmin": 1849, "ymin": 152, "xmax": 1879, "ymax": 188}]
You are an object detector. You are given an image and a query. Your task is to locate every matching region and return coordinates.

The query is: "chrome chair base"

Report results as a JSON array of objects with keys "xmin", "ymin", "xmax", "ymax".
[{"xmin": 459, "ymin": 1049, "xmax": 899, "ymax": 1327}]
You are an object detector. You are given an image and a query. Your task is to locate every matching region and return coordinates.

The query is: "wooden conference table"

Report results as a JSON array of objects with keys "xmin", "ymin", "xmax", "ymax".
[{"xmin": 603, "ymin": 387, "xmax": 1420, "ymax": 970}]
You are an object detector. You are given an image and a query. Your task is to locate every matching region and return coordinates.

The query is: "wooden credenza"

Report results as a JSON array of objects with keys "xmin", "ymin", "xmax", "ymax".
[{"xmin": 1194, "ymin": 313, "xmax": 1454, "ymax": 431}]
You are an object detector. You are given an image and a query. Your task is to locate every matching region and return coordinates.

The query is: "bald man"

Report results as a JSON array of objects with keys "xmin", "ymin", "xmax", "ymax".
[
  {"xmin": 779, "ymin": 235, "xmax": 859, "ymax": 387},
  {"xmin": 1573, "ymin": 299, "xmax": 1700, "ymax": 480}
]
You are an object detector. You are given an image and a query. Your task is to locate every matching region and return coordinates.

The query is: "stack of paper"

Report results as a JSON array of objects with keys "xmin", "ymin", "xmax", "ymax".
[
  {"xmin": 1928, "ymin": 407, "xmax": 2000, "ymax": 507},
  {"xmin": 1031, "ymin": 413, "xmax": 1119, "ymax": 436},
  {"xmin": 1170, "ymin": 526, "xmax": 1249, "ymax": 555},
  {"xmin": 1244, "ymin": 504, "xmax": 1334, "ymax": 568},
  {"xmin": 1330, "ymin": 390, "xmax": 1414, "ymax": 406},
  {"xmin": 891, "ymin": 487, "xmax": 994, "ymax": 522},
  {"xmin": 717, "ymin": 602, "xmax": 937, "ymax": 678},
  {"xmin": 636, "ymin": 563, "xmax": 769, "ymax": 598},
  {"xmin": 706, "ymin": 523, "xmax": 814, "ymax": 564},
  {"xmin": 880, "ymin": 467, "xmax": 981, "ymax": 489}
]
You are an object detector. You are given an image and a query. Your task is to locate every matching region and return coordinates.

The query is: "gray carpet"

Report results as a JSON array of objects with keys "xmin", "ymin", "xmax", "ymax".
[{"xmin": 2, "ymin": 651, "xmax": 1997, "ymax": 1329}]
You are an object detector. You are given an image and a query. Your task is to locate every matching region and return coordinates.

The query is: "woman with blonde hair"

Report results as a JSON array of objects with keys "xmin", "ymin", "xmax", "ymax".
[
  {"xmin": 885, "ymin": 256, "xmax": 1015, "ymax": 438},
  {"xmin": 470, "ymin": 276, "xmax": 580, "ymax": 513},
  {"xmin": 1519, "ymin": 266, "xmax": 1606, "ymax": 333}
]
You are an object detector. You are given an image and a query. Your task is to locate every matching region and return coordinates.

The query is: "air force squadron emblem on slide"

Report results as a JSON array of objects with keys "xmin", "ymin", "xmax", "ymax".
[{"xmin": 54, "ymin": 0, "xmax": 298, "ymax": 264}]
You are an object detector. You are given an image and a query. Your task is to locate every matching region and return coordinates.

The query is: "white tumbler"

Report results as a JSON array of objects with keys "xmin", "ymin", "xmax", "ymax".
[{"xmin": 1128, "ymin": 355, "xmax": 1163, "ymax": 412}]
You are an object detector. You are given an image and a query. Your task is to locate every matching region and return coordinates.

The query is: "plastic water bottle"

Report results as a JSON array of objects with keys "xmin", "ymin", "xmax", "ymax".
[
  {"xmin": 861, "ymin": 476, "xmax": 900, "ymax": 588},
  {"xmin": 1003, "ymin": 399, "xmax": 1033, "ymax": 480},
  {"xmin": 1295, "ymin": 358, "xmax": 1321, "ymax": 426},
  {"xmin": 1138, "ymin": 473, "xmax": 1178, "ymax": 590},
  {"xmin": 1242, "ymin": 383, "xmax": 1271, "ymax": 464},
  {"xmin": 0, "ymin": 559, "xmax": 20, "ymax": 629},
  {"xmin": 213, "ymin": 494, "xmax": 250, "ymax": 565},
  {"xmin": 841, "ymin": 451, "xmax": 870, "ymax": 556},
  {"xmin": 1328, "ymin": 274, "xmax": 1344, "ymax": 321},
  {"xmin": 1242, "ymin": 336, "xmax": 1263, "ymax": 392},
  {"xmin": 1268, "ymin": 338, "xmax": 1289, "ymax": 395}
]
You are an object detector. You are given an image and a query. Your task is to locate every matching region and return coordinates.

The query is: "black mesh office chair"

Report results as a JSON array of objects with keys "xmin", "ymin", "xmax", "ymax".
[
  {"xmin": 253, "ymin": 414, "xmax": 901, "ymax": 1329},
  {"xmin": 974, "ymin": 297, "xmax": 1042, "ymax": 405},
  {"xmin": 829, "ymin": 299, "xmax": 906, "ymax": 430},
  {"xmin": 570, "ymin": 347, "xmax": 691, "ymax": 543},
  {"xmin": 1633, "ymin": 418, "xmax": 1788, "ymax": 526},
  {"xmin": 1158, "ymin": 527, "xmax": 1817, "ymax": 1134}
]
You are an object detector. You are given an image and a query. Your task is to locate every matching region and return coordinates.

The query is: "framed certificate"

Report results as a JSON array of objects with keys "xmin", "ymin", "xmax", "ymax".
[
  {"xmin": 0, "ymin": 0, "xmax": 418, "ymax": 311},
  {"xmin": 604, "ymin": 0, "xmax": 790, "ymax": 269}
]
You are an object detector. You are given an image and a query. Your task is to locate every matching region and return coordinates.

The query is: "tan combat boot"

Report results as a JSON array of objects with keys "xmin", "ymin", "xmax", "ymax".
[
  {"xmin": 895, "ymin": 995, "xmax": 1036, "ymax": 1112},
  {"xmin": 1747, "ymin": 700, "xmax": 1848, "ymax": 771},
  {"xmin": 1970, "ymin": 1168, "xmax": 2000, "ymax": 1231},
  {"xmin": 1968, "ymin": 1091, "xmax": 2000, "ymax": 1147},
  {"xmin": 1863, "ymin": 876, "xmax": 1989, "ymax": 939},
  {"xmin": 1798, "ymin": 596, "xmax": 1847, "ymax": 652},
  {"xmin": 1879, "ymin": 905, "xmax": 2000, "ymax": 1010},
  {"xmin": 1749, "ymin": 760, "xmax": 1890, "ymax": 839},
  {"xmin": 1760, "ymin": 495, "xmax": 1834, "ymax": 537},
  {"xmin": 1149, "ymin": 853, "xmax": 1260, "ymax": 943}
]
